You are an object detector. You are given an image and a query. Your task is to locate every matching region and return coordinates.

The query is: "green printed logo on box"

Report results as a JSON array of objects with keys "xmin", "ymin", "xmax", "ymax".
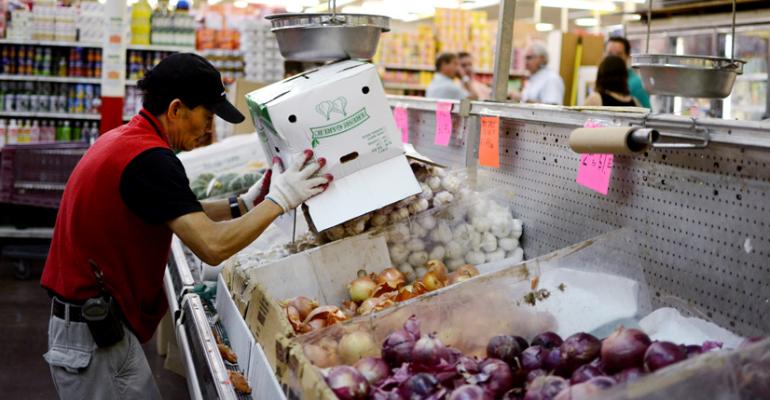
[{"xmin": 309, "ymin": 103, "xmax": 370, "ymax": 147}]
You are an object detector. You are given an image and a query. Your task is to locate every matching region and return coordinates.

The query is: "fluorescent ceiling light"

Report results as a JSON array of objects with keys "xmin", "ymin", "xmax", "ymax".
[
  {"xmin": 234, "ymin": 0, "xmax": 247, "ymax": 8},
  {"xmin": 460, "ymin": 0, "xmax": 500, "ymax": 9},
  {"xmin": 575, "ymin": 17, "xmax": 598, "ymax": 26},
  {"xmin": 540, "ymin": 0, "xmax": 617, "ymax": 11},
  {"xmin": 306, "ymin": 0, "xmax": 357, "ymax": 12},
  {"xmin": 536, "ymin": 23, "xmax": 554, "ymax": 31}
]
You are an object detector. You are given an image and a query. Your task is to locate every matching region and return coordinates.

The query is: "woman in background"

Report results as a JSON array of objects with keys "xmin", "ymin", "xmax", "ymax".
[{"xmin": 584, "ymin": 56, "xmax": 639, "ymax": 107}]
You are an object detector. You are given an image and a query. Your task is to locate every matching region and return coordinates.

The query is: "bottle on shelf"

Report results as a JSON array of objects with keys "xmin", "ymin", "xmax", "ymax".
[
  {"xmin": 30, "ymin": 120, "xmax": 40, "ymax": 142},
  {"xmin": 0, "ymin": 119, "xmax": 6, "ymax": 148},
  {"xmin": 60, "ymin": 120, "xmax": 71, "ymax": 141},
  {"xmin": 7, "ymin": 119, "xmax": 19, "ymax": 144},
  {"xmin": 131, "ymin": 0, "xmax": 153, "ymax": 45},
  {"xmin": 17, "ymin": 119, "xmax": 30, "ymax": 143}
]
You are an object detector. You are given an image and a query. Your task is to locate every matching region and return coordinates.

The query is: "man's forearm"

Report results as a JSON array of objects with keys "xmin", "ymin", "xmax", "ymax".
[{"xmin": 200, "ymin": 197, "xmax": 249, "ymax": 222}]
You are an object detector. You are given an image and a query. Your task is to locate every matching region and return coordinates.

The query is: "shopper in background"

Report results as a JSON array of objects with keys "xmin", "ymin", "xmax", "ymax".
[
  {"xmin": 605, "ymin": 36, "xmax": 651, "ymax": 109},
  {"xmin": 426, "ymin": 52, "xmax": 479, "ymax": 100},
  {"xmin": 584, "ymin": 56, "xmax": 640, "ymax": 107},
  {"xmin": 509, "ymin": 43, "xmax": 565, "ymax": 105},
  {"xmin": 40, "ymin": 53, "xmax": 332, "ymax": 399},
  {"xmin": 458, "ymin": 51, "xmax": 491, "ymax": 101}
]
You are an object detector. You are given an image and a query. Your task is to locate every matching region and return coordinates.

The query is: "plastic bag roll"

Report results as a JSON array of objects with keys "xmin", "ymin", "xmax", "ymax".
[{"xmin": 569, "ymin": 127, "xmax": 646, "ymax": 155}]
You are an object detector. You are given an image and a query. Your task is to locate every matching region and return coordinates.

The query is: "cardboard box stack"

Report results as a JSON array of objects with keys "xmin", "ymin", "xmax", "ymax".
[
  {"xmin": 434, "ymin": 8, "xmax": 471, "ymax": 53},
  {"xmin": 468, "ymin": 11, "xmax": 494, "ymax": 72},
  {"xmin": 240, "ymin": 20, "xmax": 284, "ymax": 83},
  {"xmin": 76, "ymin": 1, "xmax": 105, "ymax": 43},
  {"xmin": 377, "ymin": 24, "xmax": 435, "ymax": 67}
]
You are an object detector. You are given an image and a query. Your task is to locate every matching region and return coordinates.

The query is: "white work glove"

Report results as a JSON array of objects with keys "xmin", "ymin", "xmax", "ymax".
[
  {"xmin": 265, "ymin": 150, "xmax": 333, "ymax": 213},
  {"xmin": 240, "ymin": 169, "xmax": 273, "ymax": 211}
]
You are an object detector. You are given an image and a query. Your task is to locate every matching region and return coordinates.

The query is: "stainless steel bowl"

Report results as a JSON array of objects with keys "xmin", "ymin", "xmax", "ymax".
[
  {"xmin": 632, "ymin": 54, "xmax": 746, "ymax": 99},
  {"xmin": 265, "ymin": 13, "xmax": 390, "ymax": 62}
]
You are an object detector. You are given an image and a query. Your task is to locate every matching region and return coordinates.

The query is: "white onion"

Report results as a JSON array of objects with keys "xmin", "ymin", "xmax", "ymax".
[
  {"xmin": 427, "ymin": 176, "xmax": 441, "ymax": 191},
  {"xmin": 397, "ymin": 263, "xmax": 416, "ymax": 282},
  {"xmin": 387, "ymin": 223, "xmax": 411, "ymax": 244},
  {"xmin": 408, "ymin": 251, "xmax": 428, "ymax": 268},
  {"xmin": 407, "ymin": 238, "xmax": 426, "ymax": 252},
  {"xmin": 446, "ymin": 258, "xmax": 465, "ymax": 271},
  {"xmin": 389, "ymin": 243, "xmax": 409, "ymax": 264},
  {"xmin": 472, "ymin": 216, "xmax": 491, "ymax": 233},
  {"xmin": 481, "ymin": 232, "xmax": 498, "ymax": 252},
  {"xmin": 418, "ymin": 215, "xmax": 437, "ymax": 230},
  {"xmin": 445, "ymin": 241, "xmax": 464, "ymax": 259},
  {"xmin": 485, "ymin": 249, "xmax": 505, "ymax": 262},
  {"xmin": 507, "ymin": 247, "xmax": 524, "ymax": 263},
  {"xmin": 429, "ymin": 245, "xmax": 446, "ymax": 261},
  {"xmin": 499, "ymin": 238, "xmax": 519, "ymax": 251},
  {"xmin": 465, "ymin": 251, "xmax": 485, "ymax": 265}
]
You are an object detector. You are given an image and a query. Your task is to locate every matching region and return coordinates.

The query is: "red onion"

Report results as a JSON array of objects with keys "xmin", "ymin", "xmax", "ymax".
[
  {"xmin": 449, "ymin": 385, "xmax": 493, "ymax": 400},
  {"xmin": 487, "ymin": 336, "xmax": 523, "ymax": 367},
  {"xmin": 643, "ymin": 341, "xmax": 686, "ymax": 372},
  {"xmin": 513, "ymin": 336, "xmax": 530, "ymax": 351},
  {"xmin": 600, "ymin": 326, "xmax": 651, "ymax": 373},
  {"xmin": 526, "ymin": 369, "xmax": 547, "ymax": 383},
  {"xmin": 477, "ymin": 358, "xmax": 515, "ymax": 397},
  {"xmin": 543, "ymin": 348, "xmax": 565, "ymax": 375},
  {"xmin": 560, "ymin": 333, "xmax": 601, "ymax": 373},
  {"xmin": 570, "ymin": 364, "xmax": 604, "ymax": 384},
  {"xmin": 354, "ymin": 357, "xmax": 390, "ymax": 386},
  {"xmin": 413, "ymin": 333, "xmax": 448, "ymax": 368},
  {"xmin": 523, "ymin": 376, "xmax": 568, "ymax": 400},
  {"xmin": 554, "ymin": 376, "xmax": 615, "ymax": 400},
  {"xmin": 613, "ymin": 367, "xmax": 645, "ymax": 383},
  {"xmin": 325, "ymin": 365, "xmax": 370, "ymax": 400},
  {"xmin": 398, "ymin": 373, "xmax": 445, "ymax": 399},
  {"xmin": 531, "ymin": 332, "xmax": 563, "ymax": 350},
  {"xmin": 382, "ymin": 329, "xmax": 417, "ymax": 368},
  {"xmin": 702, "ymin": 340, "xmax": 723, "ymax": 352},
  {"xmin": 588, "ymin": 357, "xmax": 605, "ymax": 373},
  {"xmin": 520, "ymin": 345, "xmax": 548, "ymax": 371},
  {"xmin": 683, "ymin": 345, "xmax": 703, "ymax": 358}
]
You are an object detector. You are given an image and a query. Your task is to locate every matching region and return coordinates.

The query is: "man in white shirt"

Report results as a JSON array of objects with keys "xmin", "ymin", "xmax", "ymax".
[
  {"xmin": 426, "ymin": 53, "xmax": 479, "ymax": 101},
  {"xmin": 510, "ymin": 43, "xmax": 565, "ymax": 105},
  {"xmin": 458, "ymin": 52, "xmax": 491, "ymax": 101}
]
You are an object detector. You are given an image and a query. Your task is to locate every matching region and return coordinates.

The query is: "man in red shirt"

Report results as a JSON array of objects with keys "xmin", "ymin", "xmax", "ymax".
[{"xmin": 40, "ymin": 53, "xmax": 332, "ymax": 399}]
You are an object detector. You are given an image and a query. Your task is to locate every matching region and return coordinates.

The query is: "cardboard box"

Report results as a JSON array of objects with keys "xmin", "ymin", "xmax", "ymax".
[
  {"xmin": 239, "ymin": 234, "xmax": 391, "ymax": 378},
  {"xmin": 245, "ymin": 60, "xmax": 422, "ymax": 231}
]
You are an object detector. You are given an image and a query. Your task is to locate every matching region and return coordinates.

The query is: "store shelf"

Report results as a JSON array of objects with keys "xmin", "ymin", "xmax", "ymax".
[
  {"xmin": 476, "ymin": 69, "xmax": 529, "ymax": 77},
  {"xmin": 0, "ymin": 111, "xmax": 100, "ymax": 120},
  {"xmin": 384, "ymin": 82, "xmax": 428, "ymax": 91},
  {"xmin": 0, "ymin": 74, "xmax": 100, "ymax": 84},
  {"xmin": 126, "ymin": 44, "xmax": 195, "ymax": 53},
  {"xmin": 736, "ymin": 73, "xmax": 768, "ymax": 82},
  {"xmin": 0, "ymin": 38, "xmax": 101, "ymax": 48},
  {"xmin": 382, "ymin": 63, "xmax": 435, "ymax": 72},
  {"xmin": 732, "ymin": 105, "xmax": 766, "ymax": 113},
  {"xmin": 126, "ymin": 79, "xmax": 138, "ymax": 86}
]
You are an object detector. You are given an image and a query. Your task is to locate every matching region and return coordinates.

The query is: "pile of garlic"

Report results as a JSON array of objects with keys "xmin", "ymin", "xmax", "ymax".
[
  {"xmin": 386, "ymin": 192, "xmax": 524, "ymax": 282},
  {"xmin": 320, "ymin": 162, "xmax": 464, "ymax": 242}
]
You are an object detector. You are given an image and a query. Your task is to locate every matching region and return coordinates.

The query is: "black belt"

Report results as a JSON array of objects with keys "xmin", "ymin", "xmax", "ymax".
[{"xmin": 52, "ymin": 297, "xmax": 88, "ymax": 323}]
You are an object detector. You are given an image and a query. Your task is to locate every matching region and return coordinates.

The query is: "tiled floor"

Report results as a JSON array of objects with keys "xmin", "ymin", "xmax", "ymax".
[{"xmin": 0, "ymin": 257, "xmax": 189, "ymax": 399}]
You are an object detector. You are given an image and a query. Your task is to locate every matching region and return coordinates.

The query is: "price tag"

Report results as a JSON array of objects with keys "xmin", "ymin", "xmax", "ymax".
[
  {"xmin": 393, "ymin": 106, "xmax": 409, "ymax": 144},
  {"xmin": 479, "ymin": 116, "xmax": 500, "ymax": 168},
  {"xmin": 434, "ymin": 101, "xmax": 453, "ymax": 146},
  {"xmin": 575, "ymin": 119, "xmax": 614, "ymax": 195}
]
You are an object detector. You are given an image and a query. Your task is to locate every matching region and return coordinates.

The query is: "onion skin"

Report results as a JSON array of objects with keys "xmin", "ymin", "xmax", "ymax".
[
  {"xmin": 643, "ymin": 341, "xmax": 685, "ymax": 372},
  {"xmin": 456, "ymin": 264, "xmax": 480, "ymax": 278},
  {"xmin": 376, "ymin": 267, "xmax": 407, "ymax": 288},
  {"xmin": 285, "ymin": 296, "xmax": 319, "ymax": 321},
  {"xmin": 613, "ymin": 367, "xmax": 645, "ymax": 383},
  {"xmin": 520, "ymin": 345, "xmax": 548, "ymax": 371},
  {"xmin": 600, "ymin": 327, "xmax": 651, "ymax": 373},
  {"xmin": 559, "ymin": 333, "xmax": 601, "ymax": 374},
  {"xmin": 325, "ymin": 365, "xmax": 370, "ymax": 400},
  {"xmin": 702, "ymin": 340, "xmax": 723, "ymax": 352},
  {"xmin": 527, "ymin": 369, "xmax": 547, "ymax": 383},
  {"xmin": 354, "ymin": 357, "xmax": 390, "ymax": 386},
  {"xmin": 570, "ymin": 364, "xmax": 604, "ymax": 385},
  {"xmin": 523, "ymin": 376, "xmax": 568, "ymax": 400},
  {"xmin": 449, "ymin": 385, "xmax": 493, "ymax": 400},
  {"xmin": 478, "ymin": 358, "xmax": 515, "ymax": 397},
  {"xmin": 684, "ymin": 345, "xmax": 703, "ymax": 358},
  {"xmin": 487, "ymin": 336, "xmax": 524, "ymax": 367},
  {"xmin": 531, "ymin": 332, "xmax": 563, "ymax": 350}
]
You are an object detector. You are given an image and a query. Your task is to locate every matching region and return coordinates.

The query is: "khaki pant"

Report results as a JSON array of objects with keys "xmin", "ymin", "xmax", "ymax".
[{"xmin": 43, "ymin": 303, "xmax": 162, "ymax": 400}]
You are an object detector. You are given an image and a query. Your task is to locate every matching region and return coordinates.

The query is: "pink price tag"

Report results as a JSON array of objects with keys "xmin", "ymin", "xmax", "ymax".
[
  {"xmin": 576, "ymin": 153, "xmax": 614, "ymax": 195},
  {"xmin": 434, "ymin": 101, "xmax": 453, "ymax": 146},
  {"xmin": 393, "ymin": 106, "xmax": 409, "ymax": 144}
]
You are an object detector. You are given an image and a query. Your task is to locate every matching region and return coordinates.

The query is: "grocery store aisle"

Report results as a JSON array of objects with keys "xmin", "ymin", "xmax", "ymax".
[{"xmin": 0, "ymin": 257, "xmax": 189, "ymax": 399}]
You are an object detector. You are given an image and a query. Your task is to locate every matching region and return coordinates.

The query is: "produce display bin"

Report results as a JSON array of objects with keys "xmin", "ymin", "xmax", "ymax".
[{"xmin": 0, "ymin": 142, "xmax": 89, "ymax": 208}]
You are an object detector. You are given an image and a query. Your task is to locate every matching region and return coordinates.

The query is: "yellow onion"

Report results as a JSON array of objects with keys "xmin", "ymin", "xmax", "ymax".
[
  {"xmin": 304, "ymin": 343, "xmax": 339, "ymax": 368},
  {"xmin": 302, "ymin": 305, "xmax": 348, "ymax": 333},
  {"xmin": 285, "ymin": 305, "xmax": 304, "ymax": 333},
  {"xmin": 284, "ymin": 296, "xmax": 319, "ymax": 321},
  {"xmin": 348, "ymin": 276, "xmax": 378, "ymax": 303},
  {"xmin": 456, "ymin": 264, "xmax": 480, "ymax": 278},
  {"xmin": 302, "ymin": 318, "xmax": 327, "ymax": 333},
  {"xmin": 422, "ymin": 271, "xmax": 445, "ymax": 291},
  {"xmin": 341, "ymin": 300, "xmax": 359, "ymax": 318},
  {"xmin": 426, "ymin": 260, "xmax": 448, "ymax": 282},
  {"xmin": 357, "ymin": 292, "xmax": 397, "ymax": 315},
  {"xmin": 448, "ymin": 271, "xmax": 474, "ymax": 285},
  {"xmin": 376, "ymin": 268, "xmax": 406, "ymax": 289},
  {"xmin": 338, "ymin": 331, "xmax": 378, "ymax": 364}
]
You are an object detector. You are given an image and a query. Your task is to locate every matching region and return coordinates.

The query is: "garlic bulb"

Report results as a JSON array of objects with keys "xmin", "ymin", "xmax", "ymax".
[
  {"xmin": 446, "ymin": 258, "xmax": 466, "ymax": 271},
  {"xmin": 427, "ymin": 176, "xmax": 441, "ymax": 191},
  {"xmin": 499, "ymin": 238, "xmax": 519, "ymax": 252},
  {"xmin": 471, "ymin": 216, "xmax": 491, "ymax": 233},
  {"xmin": 410, "ymin": 224, "xmax": 427, "ymax": 240},
  {"xmin": 429, "ymin": 245, "xmax": 446, "ymax": 261},
  {"xmin": 389, "ymin": 207, "xmax": 410, "ymax": 224},
  {"xmin": 490, "ymin": 217, "xmax": 513, "ymax": 238},
  {"xmin": 481, "ymin": 232, "xmax": 498, "ymax": 252},
  {"xmin": 370, "ymin": 212, "xmax": 388, "ymax": 227},
  {"xmin": 325, "ymin": 225, "xmax": 347, "ymax": 241},
  {"xmin": 418, "ymin": 214, "xmax": 437, "ymax": 230},
  {"xmin": 408, "ymin": 198, "xmax": 429, "ymax": 215},
  {"xmin": 465, "ymin": 251, "xmax": 486, "ymax": 265},
  {"xmin": 408, "ymin": 251, "xmax": 429, "ymax": 269},
  {"xmin": 414, "ymin": 266, "xmax": 428, "ymax": 279},
  {"xmin": 429, "ymin": 222, "xmax": 453, "ymax": 244},
  {"xmin": 419, "ymin": 183, "xmax": 434, "ymax": 201},
  {"xmin": 445, "ymin": 241, "xmax": 465, "ymax": 259},
  {"xmin": 387, "ymin": 223, "xmax": 411, "ymax": 244},
  {"xmin": 389, "ymin": 243, "xmax": 409, "ymax": 264},
  {"xmin": 433, "ymin": 191, "xmax": 454, "ymax": 208},
  {"xmin": 453, "ymin": 223, "xmax": 473, "ymax": 247},
  {"xmin": 469, "ymin": 230, "xmax": 482, "ymax": 251},
  {"xmin": 507, "ymin": 247, "xmax": 524, "ymax": 263},
  {"xmin": 441, "ymin": 175, "xmax": 461, "ymax": 193},
  {"xmin": 511, "ymin": 219, "xmax": 523, "ymax": 239},
  {"xmin": 406, "ymin": 238, "xmax": 426, "ymax": 252},
  {"xmin": 397, "ymin": 263, "xmax": 416, "ymax": 282},
  {"xmin": 485, "ymin": 249, "xmax": 505, "ymax": 263}
]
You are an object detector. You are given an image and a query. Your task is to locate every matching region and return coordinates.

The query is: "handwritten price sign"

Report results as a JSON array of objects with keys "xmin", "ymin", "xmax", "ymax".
[
  {"xmin": 575, "ymin": 120, "xmax": 614, "ymax": 195},
  {"xmin": 393, "ymin": 106, "xmax": 409, "ymax": 144},
  {"xmin": 479, "ymin": 116, "xmax": 500, "ymax": 168},
  {"xmin": 434, "ymin": 101, "xmax": 453, "ymax": 146}
]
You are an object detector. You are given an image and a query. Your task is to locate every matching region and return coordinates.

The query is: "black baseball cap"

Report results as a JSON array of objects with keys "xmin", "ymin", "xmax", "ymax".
[{"xmin": 138, "ymin": 53, "xmax": 245, "ymax": 124}]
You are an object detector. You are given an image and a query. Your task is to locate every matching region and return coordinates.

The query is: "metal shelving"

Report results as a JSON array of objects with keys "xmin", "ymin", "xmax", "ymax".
[
  {"xmin": 736, "ymin": 73, "xmax": 768, "ymax": 82},
  {"xmin": 0, "ymin": 38, "xmax": 101, "ymax": 47},
  {"xmin": 0, "ymin": 74, "xmax": 100, "ymax": 84},
  {"xmin": 382, "ymin": 63, "xmax": 528, "ymax": 77},
  {"xmin": 127, "ymin": 44, "xmax": 195, "ymax": 53},
  {"xmin": 384, "ymin": 82, "xmax": 428, "ymax": 91},
  {"xmin": 0, "ymin": 111, "xmax": 100, "ymax": 120}
]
